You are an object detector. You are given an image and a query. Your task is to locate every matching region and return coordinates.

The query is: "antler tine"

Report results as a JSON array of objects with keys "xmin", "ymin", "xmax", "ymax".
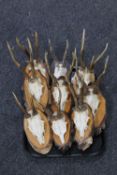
[
  {"xmin": 67, "ymin": 49, "xmax": 76, "ymax": 78},
  {"xmin": 80, "ymin": 28, "xmax": 86, "ymax": 67},
  {"xmin": 81, "ymin": 29, "xmax": 85, "ymax": 52},
  {"xmin": 7, "ymin": 41, "xmax": 21, "ymax": 68},
  {"xmin": 44, "ymin": 51, "xmax": 51, "ymax": 75},
  {"xmin": 12, "ymin": 92, "xmax": 27, "ymax": 115},
  {"xmin": 44, "ymin": 51, "xmax": 56, "ymax": 83},
  {"xmin": 34, "ymin": 32, "xmax": 39, "ymax": 60},
  {"xmin": 48, "ymin": 39, "xmax": 58, "ymax": 61},
  {"xmin": 27, "ymin": 37, "xmax": 33, "ymax": 62},
  {"xmin": 96, "ymin": 55, "xmax": 109, "ymax": 84},
  {"xmin": 72, "ymin": 48, "xmax": 78, "ymax": 70},
  {"xmin": 62, "ymin": 39, "xmax": 69, "ymax": 64},
  {"xmin": 16, "ymin": 37, "xmax": 30, "ymax": 58},
  {"xmin": 89, "ymin": 55, "xmax": 95, "ymax": 70},
  {"xmin": 90, "ymin": 43, "xmax": 108, "ymax": 69},
  {"xmin": 65, "ymin": 75, "xmax": 78, "ymax": 108}
]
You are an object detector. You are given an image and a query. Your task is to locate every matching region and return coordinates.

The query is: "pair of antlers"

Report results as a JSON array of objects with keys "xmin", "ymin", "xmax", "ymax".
[
  {"xmin": 76, "ymin": 29, "xmax": 109, "ymax": 71},
  {"xmin": 48, "ymin": 39, "xmax": 69, "ymax": 65},
  {"xmin": 7, "ymin": 32, "xmax": 39, "ymax": 69}
]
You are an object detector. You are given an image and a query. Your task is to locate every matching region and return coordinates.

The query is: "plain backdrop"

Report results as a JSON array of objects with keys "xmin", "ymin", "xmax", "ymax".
[{"xmin": 0, "ymin": 0, "xmax": 116, "ymax": 175}]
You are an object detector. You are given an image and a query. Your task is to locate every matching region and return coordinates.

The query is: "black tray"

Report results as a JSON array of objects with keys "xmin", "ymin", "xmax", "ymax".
[{"xmin": 23, "ymin": 131, "xmax": 106, "ymax": 158}]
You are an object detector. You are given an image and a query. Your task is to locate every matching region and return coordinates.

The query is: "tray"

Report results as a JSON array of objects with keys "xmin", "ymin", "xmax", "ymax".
[{"xmin": 23, "ymin": 131, "xmax": 106, "ymax": 158}]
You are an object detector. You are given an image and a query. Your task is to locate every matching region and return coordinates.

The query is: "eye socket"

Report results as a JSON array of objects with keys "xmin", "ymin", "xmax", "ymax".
[
  {"xmin": 88, "ymin": 82, "xmax": 93, "ymax": 86},
  {"xmin": 72, "ymin": 68, "xmax": 76, "ymax": 73}
]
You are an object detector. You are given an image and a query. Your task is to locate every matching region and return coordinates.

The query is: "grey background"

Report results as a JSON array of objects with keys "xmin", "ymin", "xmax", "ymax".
[{"xmin": 0, "ymin": 0, "xmax": 116, "ymax": 175}]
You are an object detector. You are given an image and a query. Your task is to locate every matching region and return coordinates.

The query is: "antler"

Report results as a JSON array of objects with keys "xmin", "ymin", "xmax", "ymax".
[
  {"xmin": 7, "ymin": 42, "xmax": 31, "ymax": 79},
  {"xmin": 72, "ymin": 48, "xmax": 78, "ymax": 70},
  {"xmin": 96, "ymin": 55, "xmax": 109, "ymax": 85},
  {"xmin": 90, "ymin": 43, "xmax": 108, "ymax": 70},
  {"xmin": 7, "ymin": 42, "xmax": 20, "ymax": 68},
  {"xmin": 62, "ymin": 40, "xmax": 69, "ymax": 64},
  {"xmin": 65, "ymin": 75, "xmax": 78, "ymax": 108},
  {"xmin": 27, "ymin": 38, "xmax": 33, "ymax": 62},
  {"xmin": 32, "ymin": 95, "xmax": 45, "ymax": 113},
  {"xmin": 34, "ymin": 32, "xmax": 39, "ymax": 60},
  {"xmin": 48, "ymin": 39, "xmax": 58, "ymax": 61},
  {"xmin": 44, "ymin": 51, "xmax": 57, "ymax": 84},
  {"xmin": 27, "ymin": 37, "xmax": 37, "ymax": 79},
  {"xmin": 12, "ymin": 92, "xmax": 30, "ymax": 118},
  {"xmin": 67, "ymin": 48, "xmax": 77, "ymax": 78},
  {"xmin": 89, "ymin": 55, "xmax": 95, "ymax": 70},
  {"xmin": 45, "ymin": 51, "xmax": 51, "ymax": 75},
  {"xmin": 80, "ymin": 29, "xmax": 86, "ymax": 68},
  {"xmin": 16, "ymin": 37, "xmax": 30, "ymax": 58}
]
